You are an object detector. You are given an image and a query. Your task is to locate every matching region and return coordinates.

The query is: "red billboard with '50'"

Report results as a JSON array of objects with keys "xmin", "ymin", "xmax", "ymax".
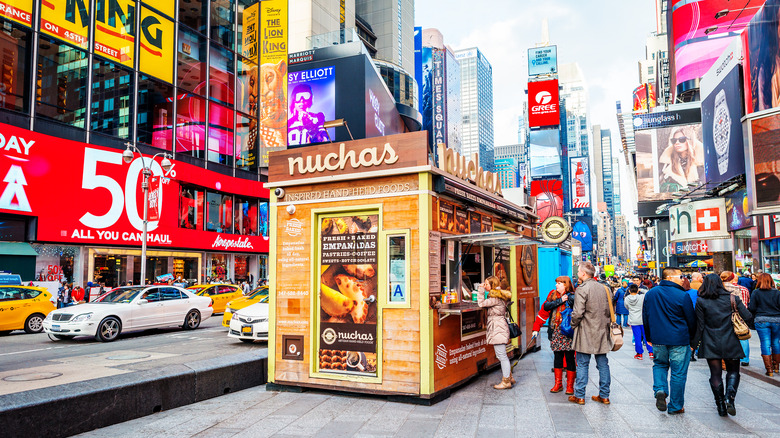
[
  {"xmin": 0, "ymin": 123, "xmax": 269, "ymax": 253},
  {"xmin": 528, "ymin": 79, "xmax": 560, "ymax": 128}
]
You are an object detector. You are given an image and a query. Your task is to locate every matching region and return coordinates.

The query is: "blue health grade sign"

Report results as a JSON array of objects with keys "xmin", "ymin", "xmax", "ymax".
[{"xmin": 528, "ymin": 45, "xmax": 557, "ymax": 76}]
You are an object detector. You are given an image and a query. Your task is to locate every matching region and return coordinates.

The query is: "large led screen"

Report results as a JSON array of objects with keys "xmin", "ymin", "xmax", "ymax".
[
  {"xmin": 530, "ymin": 179, "xmax": 563, "ymax": 223},
  {"xmin": 287, "ymin": 66, "xmax": 335, "ymax": 146},
  {"xmin": 529, "ymin": 129, "xmax": 561, "ymax": 177},
  {"xmin": 748, "ymin": 112, "xmax": 780, "ymax": 212},
  {"xmin": 635, "ymin": 123, "xmax": 704, "ymax": 201},
  {"xmin": 701, "ymin": 67, "xmax": 745, "ymax": 186},
  {"xmin": 746, "ymin": 0, "xmax": 780, "ymax": 112},
  {"xmin": 569, "ymin": 156, "xmax": 590, "ymax": 209}
]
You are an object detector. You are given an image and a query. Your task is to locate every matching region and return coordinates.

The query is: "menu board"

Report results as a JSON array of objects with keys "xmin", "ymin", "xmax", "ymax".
[
  {"xmin": 454, "ymin": 207, "xmax": 469, "ymax": 234},
  {"xmin": 429, "ymin": 231, "xmax": 441, "ymax": 296},
  {"xmin": 318, "ymin": 214, "xmax": 378, "ymax": 377},
  {"xmin": 469, "ymin": 212, "xmax": 481, "ymax": 235},
  {"xmin": 438, "ymin": 201, "xmax": 455, "ymax": 233},
  {"xmin": 481, "ymin": 215, "xmax": 493, "ymax": 232}
]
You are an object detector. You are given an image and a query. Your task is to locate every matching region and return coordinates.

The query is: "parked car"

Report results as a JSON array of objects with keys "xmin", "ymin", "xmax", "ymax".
[
  {"xmin": 227, "ymin": 301, "xmax": 269, "ymax": 343},
  {"xmin": 0, "ymin": 285, "xmax": 56, "ymax": 334},
  {"xmin": 187, "ymin": 284, "xmax": 243, "ymax": 314},
  {"xmin": 222, "ymin": 286, "xmax": 269, "ymax": 327},
  {"xmin": 43, "ymin": 285, "xmax": 213, "ymax": 342}
]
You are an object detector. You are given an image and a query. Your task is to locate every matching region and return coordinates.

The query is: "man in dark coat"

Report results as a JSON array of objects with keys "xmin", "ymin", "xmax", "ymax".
[
  {"xmin": 643, "ymin": 267, "xmax": 696, "ymax": 415},
  {"xmin": 737, "ymin": 271, "xmax": 755, "ymax": 292}
]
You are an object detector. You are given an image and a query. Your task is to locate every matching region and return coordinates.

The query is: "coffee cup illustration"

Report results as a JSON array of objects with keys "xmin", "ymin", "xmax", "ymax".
[{"xmin": 346, "ymin": 352, "xmax": 365, "ymax": 371}]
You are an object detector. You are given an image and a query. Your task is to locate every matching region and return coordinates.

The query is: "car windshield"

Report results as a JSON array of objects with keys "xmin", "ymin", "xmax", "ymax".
[
  {"xmin": 250, "ymin": 287, "xmax": 268, "ymax": 298},
  {"xmin": 97, "ymin": 287, "xmax": 146, "ymax": 303}
]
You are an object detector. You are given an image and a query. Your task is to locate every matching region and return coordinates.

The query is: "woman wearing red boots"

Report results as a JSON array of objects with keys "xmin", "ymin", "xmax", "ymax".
[{"xmin": 533, "ymin": 276, "xmax": 576, "ymax": 395}]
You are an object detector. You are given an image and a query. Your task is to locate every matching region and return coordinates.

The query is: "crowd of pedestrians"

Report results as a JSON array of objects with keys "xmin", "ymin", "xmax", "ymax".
[{"xmin": 523, "ymin": 263, "xmax": 780, "ymax": 418}]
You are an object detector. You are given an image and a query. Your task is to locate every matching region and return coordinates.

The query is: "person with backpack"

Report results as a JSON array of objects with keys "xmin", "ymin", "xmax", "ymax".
[
  {"xmin": 532, "ymin": 276, "xmax": 576, "ymax": 395},
  {"xmin": 613, "ymin": 279, "xmax": 630, "ymax": 327},
  {"xmin": 625, "ymin": 283, "xmax": 652, "ymax": 360}
]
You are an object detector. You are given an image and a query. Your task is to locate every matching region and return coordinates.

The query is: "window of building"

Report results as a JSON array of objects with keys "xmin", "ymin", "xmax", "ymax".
[
  {"xmin": 179, "ymin": 186, "xmax": 204, "ymax": 230},
  {"xmin": 91, "ymin": 59, "xmax": 133, "ymax": 139},
  {"xmin": 137, "ymin": 76, "xmax": 174, "ymax": 150},
  {"xmin": 208, "ymin": 101, "xmax": 234, "ymax": 166},
  {"xmin": 205, "ymin": 192, "xmax": 233, "ymax": 233},
  {"xmin": 179, "ymin": 0, "xmax": 208, "ymax": 35},
  {"xmin": 0, "ymin": 19, "xmax": 32, "ymax": 114},
  {"xmin": 177, "ymin": 28, "xmax": 207, "ymax": 96},
  {"xmin": 209, "ymin": 43, "xmax": 234, "ymax": 107},
  {"xmin": 234, "ymin": 197, "xmax": 258, "ymax": 235},
  {"xmin": 176, "ymin": 92, "xmax": 206, "ymax": 156},
  {"xmin": 36, "ymin": 37, "xmax": 88, "ymax": 128},
  {"xmin": 210, "ymin": 0, "xmax": 235, "ymax": 50}
]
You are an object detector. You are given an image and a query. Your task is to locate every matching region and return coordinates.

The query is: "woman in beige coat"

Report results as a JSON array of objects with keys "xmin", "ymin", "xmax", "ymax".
[{"xmin": 478, "ymin": 275, "xmax": 513, "ymax": 389}]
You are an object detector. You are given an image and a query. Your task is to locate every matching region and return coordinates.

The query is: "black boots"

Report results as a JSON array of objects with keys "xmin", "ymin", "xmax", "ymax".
[
  {"xmin": 725, "ymin": 373, "xmax": 740, "ymax": 416},
  {"xmin": 710, "ymin": 381, "xmax": 728, "ymax": 417}
]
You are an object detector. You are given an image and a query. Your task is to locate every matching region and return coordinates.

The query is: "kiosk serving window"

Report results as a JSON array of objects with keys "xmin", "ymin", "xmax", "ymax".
[{"xmin": 316, "ymin": 212, "xmax": 379, "ymax": 378}]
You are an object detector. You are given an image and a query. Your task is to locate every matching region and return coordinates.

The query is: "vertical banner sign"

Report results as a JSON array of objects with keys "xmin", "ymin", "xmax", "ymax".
[
  {"xmin": 94, "ymin": 0, "xmax": 135, "ymax": 68},
  {"xmin": 0, "ymin": 0, "xmax": 33, "ymax": 27},
  {"xmin": 259, "ymin": 0, "xmax": 288, "ymax": 166},
  {"xmin": 242, "ymin": 2, "xmax": 258, "ymax": 62},
  {"xmin": 139, "ymin": 7, "xmax": 174, "ymax": 84},
  {"xmin": 147, "ymin": 176, "xmax": 161, "ymax": 222},
  {"xmin": 318, "ymin": 214, "xmax": 379, "ymax": 377},
  {"xmin": 41, "ymin": 0, "xmax": 91, "ymax": 49},
  {"xmin": 569, "ymin": 156, "xmax": 590, "ymax": 209},
  {"xmin": 431, "ymin": 48, "xmax": 446, "ymax": 149}
]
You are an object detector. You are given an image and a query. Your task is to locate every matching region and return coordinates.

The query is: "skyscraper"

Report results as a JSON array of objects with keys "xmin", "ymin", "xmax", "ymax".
[
  {"xmin": 455, "ymin": 47, "xmax": 494, "ymax": 171},
  {"xmin": 494, "ymin": 144, "xmax": 524, "ymax": 189},
  {"xmin": 592, "ymin": 125, "xmax": 615, "ymax": 218},
  {"xmin": 558, "ymin": 63, "xmax": 589, "ymax": 158},
  {"xmin": 612, "ymin": 156, "xmax": 622, "ymax": 216},
  {"xmin": 356, "ymin": 0, "xmax": 415, "ymax": 72}
]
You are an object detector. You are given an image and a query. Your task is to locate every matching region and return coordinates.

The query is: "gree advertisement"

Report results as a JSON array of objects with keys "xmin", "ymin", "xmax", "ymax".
[
  {"xmin": 94, "ymin": 0, "xmax": 135, "ymax": 67},
  {"xmin": 528, "ymin": 46, "xmax": 557, "ymax": 76},
  {"xmin": 0, "ymin": 122, "xmax": 269, "ymax": 253},
  {"xmin": 318, "ymin": 214, "xmax": 379, "ymax": 377},
  {"xmin": 0, "ymin": 0, "xmax": 33, "ymax": 27},
  {"xmin": 569, "ymin": 156, "xmax": 590, "ymax": 209},
  {"xmin": 139, "ymin": 6, "xmax": 174, "ymax": 84},
  {"xmin": 669, "ymin": 198, "xmax": 730, "ymax": 242},
  {"xmin": 287, "ymin": 66, "xmax": 335, "ymax": 146},
  {"xmin": 41, "ymin": 0, "xmax": 90, "ymax": 48},
  {"xmin": 528, "ymin": 79, "xmax": 559, "ymax": 128},
  {"xmin": 258, "ymin": 0, "xmax": 288, "ymax": 165}
]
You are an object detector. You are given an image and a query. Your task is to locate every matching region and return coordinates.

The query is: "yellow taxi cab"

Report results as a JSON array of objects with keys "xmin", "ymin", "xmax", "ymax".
[
  {"xmin": 0, "ymin": 285, "xmax": 56, "ymax": 334},
  {"xmin": 186, "ymin": 284, "xmax": 243, "ymax": 314},
  {"xmin": 222, "ymin": 286, "xmax": 269, "ymax": 327}
]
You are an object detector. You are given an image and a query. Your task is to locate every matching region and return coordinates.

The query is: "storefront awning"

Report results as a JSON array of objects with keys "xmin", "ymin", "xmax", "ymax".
[
  {"xmin": 0, "ymin": 242, "xmax": 38, "ymax": 256},
  {"xmin": 441, "ymin": 231, "xmax": 543, "ymax": 247}
]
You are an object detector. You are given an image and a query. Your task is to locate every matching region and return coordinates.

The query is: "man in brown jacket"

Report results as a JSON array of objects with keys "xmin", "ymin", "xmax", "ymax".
[{"xmin": 570, "ymin": 261, "xmax": 614, "ymax": 405}]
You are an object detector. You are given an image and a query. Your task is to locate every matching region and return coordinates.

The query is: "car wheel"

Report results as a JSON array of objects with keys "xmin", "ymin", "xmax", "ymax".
[
  {"xmin": 52, "ymin": 334, "xmax": 75, "ymax": 340},
  {"xmin": 95, "ymin": 317, "xmax": 121, "ymax": 342},
  {"xmin": 183, "ymin": 309, "xmax": 201, "ymax": 330},
  {"xmin": 24, "ymin": 313, "xmax": 46, "ymax": 334},
  {"xmin": 240, "ymin": 339, "xmax": 254, "ymax": 343}
]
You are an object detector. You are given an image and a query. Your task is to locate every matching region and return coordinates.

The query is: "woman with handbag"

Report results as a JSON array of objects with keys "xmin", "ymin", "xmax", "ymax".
[
  {"xmin": 478, "ymin": 275, "xmax": 513, "ymax": 390},
  {"xmin": 692, "ymin": 273, "xmax": 753, "ymax": 416},
  {"xmin": 532, "ymin": 276, "xmax": 576, "ymax": 394}
]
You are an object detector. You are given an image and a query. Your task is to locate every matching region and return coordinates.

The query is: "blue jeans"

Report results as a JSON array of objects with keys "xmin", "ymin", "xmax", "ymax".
[
  {"xmin": 632, "ymin": 325, "xmax": 652, "ymax": 355},
  {"xmin": 652, "ymin": 345, "xmax": 691, "ymax": 413},
  {"xmin": 574, "ymin": 352, "xmax": 610, "ymax": 398},
  {"xmin": 755, "ymin": 321, "xmax": 780, "ymax": 355},
  {"xmin": 616, "ymin": 314, "xmax": 628, "ymax": 326},
  {"xmin": 740, "ymin": 339, "xmax": 750, "ymax": 363}
]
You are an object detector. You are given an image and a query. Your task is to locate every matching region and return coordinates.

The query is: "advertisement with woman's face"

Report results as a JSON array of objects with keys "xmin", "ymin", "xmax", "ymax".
[{"xmin": 635, "ymin": 123, "xmax": 704, "ymax": 201}]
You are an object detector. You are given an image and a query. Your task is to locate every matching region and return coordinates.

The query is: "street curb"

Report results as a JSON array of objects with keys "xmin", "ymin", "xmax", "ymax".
[
  {"xmin": 0, "ymin": 351, "xmax": 268, "ymax": 438},
  {"xmin": 741, "ymin": 366, "xmax": 780, "ymax": 387}
]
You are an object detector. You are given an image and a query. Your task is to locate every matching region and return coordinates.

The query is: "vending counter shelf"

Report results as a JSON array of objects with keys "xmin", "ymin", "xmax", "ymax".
[{"xmin": 266, "ymin": 132, "xmax": 542, "ymax": 401}]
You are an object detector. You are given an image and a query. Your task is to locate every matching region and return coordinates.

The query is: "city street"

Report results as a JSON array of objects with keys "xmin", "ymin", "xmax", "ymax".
[
  {"xmin": 76, "ymin": 335, "xmax": 780, "ymax": 438},
  {"xmin": 0, "ymin": 317, "xmax": 267, "ymax": 396}
]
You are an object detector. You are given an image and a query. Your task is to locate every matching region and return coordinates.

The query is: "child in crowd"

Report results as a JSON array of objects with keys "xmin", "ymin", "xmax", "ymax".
[{"xmin": 625, "ymin": 283, "xmax": 653, "ymax": 360}]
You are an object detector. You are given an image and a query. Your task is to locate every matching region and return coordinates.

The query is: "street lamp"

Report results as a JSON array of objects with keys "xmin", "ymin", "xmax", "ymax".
[{"xmin": 123, "ymin": 143, "xmax": 173, "ymax": 285}]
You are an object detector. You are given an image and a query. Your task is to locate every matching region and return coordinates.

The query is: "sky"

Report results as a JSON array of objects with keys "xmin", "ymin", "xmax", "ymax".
[{"xmin": 415, "ymin": 0, "xmax": 659, "ymax": 260}]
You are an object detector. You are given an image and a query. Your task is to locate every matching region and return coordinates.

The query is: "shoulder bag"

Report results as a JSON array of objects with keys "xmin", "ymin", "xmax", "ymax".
[
  {"xmin": 604, "ymin": 285, "xmax": 624, "ymax": 351},
  {"xmin": 506, "ymin": 304, "xmax": 520, "ymax": 339},
  {"xmin": 559, "ymin": 301, "xmax": 574, "ymax": 338},
  {"xmin": 730, "ymin": 294, "xmax": 752, "ymax": 340}
]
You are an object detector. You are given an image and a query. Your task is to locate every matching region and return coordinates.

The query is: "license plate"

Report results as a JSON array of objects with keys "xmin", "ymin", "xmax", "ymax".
[
  {"xmin": 51, "ymin": 325, "xmax": 60, "ymax": 332},
  {"xmin": 241, "ymin": 326, "xmax": 252, "ymax": 333}
]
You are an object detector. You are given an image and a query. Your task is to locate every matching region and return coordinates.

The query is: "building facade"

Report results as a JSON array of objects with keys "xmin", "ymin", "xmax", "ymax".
[
  {"xmin": 558, "ymin": 63, "xmax": 589, "ymax": 158},
  {"xmin": 355, "ymin": 0, "xmax": 415, "ymax": 72},
  {"xmin": 455, "ymin": 47, "xmax": 494, "ymax": 171},
  {"xmin": 494, "ymin": 143, "xmax": 524, "ymax": 189}
]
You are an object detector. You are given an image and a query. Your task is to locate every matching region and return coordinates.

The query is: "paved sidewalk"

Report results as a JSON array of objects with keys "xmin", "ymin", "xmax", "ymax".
[{"xmin": 77, "ymin": 334, "xmax": 780, "ymax": 438}]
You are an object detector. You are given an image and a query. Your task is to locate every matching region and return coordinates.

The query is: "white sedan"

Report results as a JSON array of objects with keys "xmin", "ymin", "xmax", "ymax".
[
  {"xmin": 228, "ymin": 301, "xmax": 269, "ymax": 343},
  {"xmin": 43, "ymin": 285, "xmax": 213, "ymax": 342}
]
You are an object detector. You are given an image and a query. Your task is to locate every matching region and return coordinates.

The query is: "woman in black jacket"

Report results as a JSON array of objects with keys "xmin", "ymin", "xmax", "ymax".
[
  {"xmin": 692, "ymin": 274, "xmax": 752, "ymax": 417},
  {"xmin": 748, "ymin": 273, "xmax": 780, "ymax": 376}
]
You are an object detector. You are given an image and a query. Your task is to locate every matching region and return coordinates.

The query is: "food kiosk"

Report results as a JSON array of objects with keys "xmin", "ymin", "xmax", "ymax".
[{"xmin": 266, "ymin": 131, "xmax": 540, "ymax": 400}]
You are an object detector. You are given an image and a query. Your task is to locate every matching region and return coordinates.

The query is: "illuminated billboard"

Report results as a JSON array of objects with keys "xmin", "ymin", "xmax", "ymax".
[
  {"xmin": 745, "ymin": 0, "xmax": 780, "ymax": 113},
  {"xmin": 287, "ymin": 66, "xmax": 335, "ymax": 146},
  {"xmin": 40, "ymin": 0, "xmax": 90, "ymax": 49},
  {"xmin": 139, "ymin": 6, "xmax": 174, "ymax": 84},
  {"xmin": 94, "ymin": 0, "xmax": 135, "ymax": 68},
  {"xmin": 528, "ymin": 79, "xmax": 559, "ymax": 128},
  {"xmin": 529, "ymin": 129, "xmax": 561, "ymax": 177},
  {"xmin": 531, "ymin": 180, "xmax": 563, "ymax": 223},
  {"xmin": 635, "ymin": 122, "xmax": 704, "ymax": 202},
  {"xmin": 633, "ymin": 83, "xmax": 656, "ymax": 112},
  {"xmin": 259, "ymin": 0, "xmax": 288, "ymax": 164},
  {"xmin": 745, "ymin": 111, "xmax": 780, "ymax": 214},
  {"xmin": 528, "ymin": 45, "xmax": 557, "ymax": 76},
  {"xmin": 569, "ymin": 156, "xmax": 590, "ymax": 209},
  {"xmin": 0, "ymin": 0, "xmax": 33, "ymax": 28}
]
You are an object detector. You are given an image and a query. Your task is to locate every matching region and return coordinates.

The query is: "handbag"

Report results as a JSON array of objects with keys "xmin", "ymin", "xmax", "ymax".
[
  {"xmin": 730, "ymin": 294, "xmax": 752, "ymax": 340},
  {"xmin": 604, "ymin": 285, "xmax": 624, "ymax": 351},
  {"xmin": 506, "ymin": 304, "xmax": 521, "ymax": 339},
  {"xmin": 559, "ymin": 301, "xmax": 574, "ymax": 338}
]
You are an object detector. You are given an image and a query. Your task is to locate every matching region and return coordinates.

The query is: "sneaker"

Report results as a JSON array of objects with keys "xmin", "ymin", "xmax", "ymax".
[
  {"xmin": 634, "ymin": 354, "xmax": 643, "ymax": 360},
  {"xmin": 656, "ymin": 392, "xmax": 667, "ymax": 412},
  {"xmin": 649, "ymin": 353, "xmax": 654, "ymax": 359}
]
